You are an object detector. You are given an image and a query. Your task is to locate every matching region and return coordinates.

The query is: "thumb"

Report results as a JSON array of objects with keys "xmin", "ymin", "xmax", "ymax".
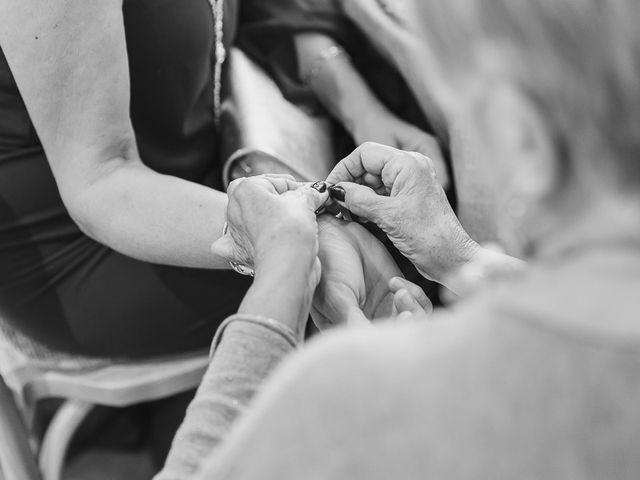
[
  {"xmin": 389, "ymin": 277, "xmax": 433, "ymax": 313},
  {"xmin": 211, "ymin": 234, "xmax": 237, "ymax": 261},
  {"xmin": 295, "ymin": 185, "xmax": 330, "ymax": 213},
  {"xmin": 330, "ymin": 182, "xmax": 389, "ymax": 224},
  {"xmin": 393, "ymin": 289, "xmax": 431, "ymax": 322}
]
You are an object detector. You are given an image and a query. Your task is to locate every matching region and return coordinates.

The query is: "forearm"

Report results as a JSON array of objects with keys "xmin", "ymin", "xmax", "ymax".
[
  {"xmin": 294, "ymin": 33, "xmax": 387, "ymax": 135},
  {"xmin": 341, "ymin": 0, "xmax": 449, "ymax": 139},
  {"xmin": 155, "ymin": 259, "xmax": 315, "ymax": 479},
  {"xmin": 240, "ymin": 252, "xmax": 316, "ymax": 334},
  {"xmin": 155, "ymin": 319, "xmax": 297, "ymax": 480},
  {"xmin": 69, "ymin": 161, "xmax": 229, "ymax": 268}
]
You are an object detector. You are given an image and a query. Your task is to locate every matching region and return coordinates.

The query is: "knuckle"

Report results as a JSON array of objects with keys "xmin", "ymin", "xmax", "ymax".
[
  {"xmin": 359, "ymin": 141, "xmax": 383, "ymax": 153},
  {"xmin": 407, "ymin": 151, "xmax": 434, "ymax": 171},
  {"xmin": 227, "ymin": 177, "xmax": 250, "ymax": 197},
  {"xmin": 235, "ymin": 178, "xmax": 254, "ymax": 195},
  {"xmin": 228, "ymin": 177, "xmax": 245, "ymax": 189},
  {"xmin": 360, "ymin": 141, "xmax": 377, "ymax": 150}
]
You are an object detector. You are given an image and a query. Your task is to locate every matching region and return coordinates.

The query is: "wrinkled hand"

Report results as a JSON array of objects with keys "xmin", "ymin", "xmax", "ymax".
[
  {"xmin": 212, "ymin": 174, "xmax": 328, "ymax": 278},
  {"xmin": 326, "ymin": 143, "xmax": 479, "ymax": 285},
  {"xmin": 311, "ymin": 215, "xmax": 402, "ymax": 329},
  {"xmin": 352, "ymin": 112, "xmax": 449, "ymax": 188}
]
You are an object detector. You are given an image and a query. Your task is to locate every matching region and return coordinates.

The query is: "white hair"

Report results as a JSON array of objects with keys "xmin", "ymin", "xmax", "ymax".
[{"xmin": 416, "ymin": 0, "xmax": 640, "ymax": 189}]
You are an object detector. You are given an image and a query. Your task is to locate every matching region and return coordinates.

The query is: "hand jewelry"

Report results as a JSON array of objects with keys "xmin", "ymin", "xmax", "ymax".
[
  {"xmin": 221, "ymin": 222, "xmax": 255, "ymax": 277},
  {"xmin": 302, "ymin": 45, "xmax": 350, "ymax": 86}
]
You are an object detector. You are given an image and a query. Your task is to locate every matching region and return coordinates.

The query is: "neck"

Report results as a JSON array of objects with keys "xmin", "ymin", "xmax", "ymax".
[{"xmin": 533, "ymin": 192, "xmax": 640, "ymax": 261}]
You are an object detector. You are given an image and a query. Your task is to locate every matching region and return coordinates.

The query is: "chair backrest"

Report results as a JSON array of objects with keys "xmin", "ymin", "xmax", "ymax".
[
  {"xmin": 0, "ymin": 315, "xmax": 210, "ymax": 408},
  {"xmin": 0, "ymin": 375, "xmax": 41, "ymax": 480},
  {"xmin": 0, "ymin": 316, "xmax": 109, "ymax": 396}
]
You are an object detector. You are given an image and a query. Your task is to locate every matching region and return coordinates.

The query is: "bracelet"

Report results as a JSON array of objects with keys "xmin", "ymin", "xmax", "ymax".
[
  {"xmin": 302, "ymin": 45, "xmax": 350, "ymax": 86},
  {"xmin": 209, "ymin": 313, "xmax": 300, "ymax": 360}
]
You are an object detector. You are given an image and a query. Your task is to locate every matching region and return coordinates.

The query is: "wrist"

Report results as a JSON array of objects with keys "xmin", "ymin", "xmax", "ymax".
[
  {"xmin": 439, "ymin": 246, "xmax": 526, "ymax": 297},
  {"xmin": 415, "ymin": 231, "xmax": 481, "ymax": 285},
  {"xmin": 254, "ymin": 235, "xmax": 317, "ymax": 274},
  {"xmin": 253, "ymin": 245, "xmax": 316, "ymax": 279},
  {"xmin": 344, "ymin": 102, "xmax": 391, "ymax": 139},
  {"xmin": 240, "ymin": 256, "xmax": 317, "ymax": 337}
]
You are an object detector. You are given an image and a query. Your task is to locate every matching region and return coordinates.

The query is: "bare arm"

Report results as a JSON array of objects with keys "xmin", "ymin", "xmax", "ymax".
[
  {"xmin": 294, "ymin": 32, "xmax": 449, "ymax": 186},
  {"xmin": 294, "ymin": 33, "xmax": 388, "ymax": 136},
  {"xmin": 0, "ymin": 0, "xmax": 229, "ymax": 268},
  {"xmin": 342, "ymin": 0, "xmax": 449, "ymax": 139}
]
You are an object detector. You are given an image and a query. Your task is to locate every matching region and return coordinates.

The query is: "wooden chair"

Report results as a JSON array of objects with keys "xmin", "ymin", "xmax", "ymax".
[{"xmin": 0, "ymin": 316, "xmax": 209, "ymax": 480}]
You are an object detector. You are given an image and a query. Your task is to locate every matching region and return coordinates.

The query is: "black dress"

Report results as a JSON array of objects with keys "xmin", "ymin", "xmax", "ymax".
[{"xmin": 0, "ymin": 0, "xmax": 251, "ymax": 357}]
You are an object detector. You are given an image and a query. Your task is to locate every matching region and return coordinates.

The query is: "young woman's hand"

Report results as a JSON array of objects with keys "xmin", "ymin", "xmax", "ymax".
[
  {"xmin": 327, "ymin": 143, "xmax": 480, "ymax": 287},
  {"xmin": 388, "ymin": 277, "xmax": 433, "ymax": 322},
  {"xmin": 311, "ymin": 216, "xmax": 402, "ymax": 329}
]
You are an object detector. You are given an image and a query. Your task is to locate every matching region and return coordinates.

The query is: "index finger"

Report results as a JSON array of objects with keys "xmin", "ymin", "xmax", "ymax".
[
  {"xmin": 286, "ymin": 185, "xmax": 330, "ymax": 213},
  {"xmin": 231, "ymin": 175, "xmax": 301, "ymax": 196},
  {"xmin": 326, "ymin": 142, "xmax": 408, "ymax": 187}
]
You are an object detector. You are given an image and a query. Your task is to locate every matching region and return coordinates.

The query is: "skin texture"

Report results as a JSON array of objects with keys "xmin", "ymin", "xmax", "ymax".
[
  {"xmin": 312, "ymin": 216, "xmax": 403, "ymax": 328},
  {"xmin": 0, "ymin": 0, "xmax": 231, "ymax": 268},
  {"xmin": 294, "ymin": 32, "xmax": 449, "ymax": 188},
  {"xmin": 212, "ymin": 176, "xmax": 329, "ymax": 335},
  {"xmin": 326, "ymin": 143, "xmax": 483, "ymax": 288}
]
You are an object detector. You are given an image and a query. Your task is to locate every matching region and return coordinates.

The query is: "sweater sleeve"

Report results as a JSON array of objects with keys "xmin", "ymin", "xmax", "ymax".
[{"xmin": 153, "ymin": 318, "xmax": 296, "ymax": 480}]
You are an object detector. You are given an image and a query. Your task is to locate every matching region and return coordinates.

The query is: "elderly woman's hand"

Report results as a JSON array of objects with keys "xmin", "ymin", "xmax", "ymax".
[
  {"xmin": 212, "ymin": 174, "xmax": 329, "ymax": 336},
  {"xmin": 311, "ymin": 216, "xmax": 403, "ymax": 329},
  {"xmin": 326, "ymin": 143, "xmax": 479, "ymax": 285},
  {"xmin": 352, "ymin": 113, "xmax": 449, "ymax": 189},
  {"xmin": 212, "ymin": 175, "xmax": 328, "ymax": 278}
]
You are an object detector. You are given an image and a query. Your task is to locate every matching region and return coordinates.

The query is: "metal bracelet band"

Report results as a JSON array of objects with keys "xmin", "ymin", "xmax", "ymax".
[
  {"xmin": 209, "ymin": 313, "xmax": 300, "ymax": 360},
  {"xmin": 302, "ymin": 45, "xmax": 350, "ymax": 86}
]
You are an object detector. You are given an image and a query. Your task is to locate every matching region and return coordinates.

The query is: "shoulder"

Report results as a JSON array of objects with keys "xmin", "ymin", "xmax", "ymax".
[
  {"xmin": 0, "ymin": 0, "xmax": 122, "ymax": 43},
  {"xmin": 278, "ymin": 309, "xmax": 493, "ymax": 399},
  {"xmin": 283, "ymin": 290, "xmax": 576, "ymax": 404}
]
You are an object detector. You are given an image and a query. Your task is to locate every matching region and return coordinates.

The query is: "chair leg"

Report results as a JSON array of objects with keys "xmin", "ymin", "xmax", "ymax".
[
  {"xmin": 38, "ymin": 400, "xmax": 93, "ymax": 480},
  {"xmin": 0, "ymin": 376, "xmax": 42, "ymax": 480}
]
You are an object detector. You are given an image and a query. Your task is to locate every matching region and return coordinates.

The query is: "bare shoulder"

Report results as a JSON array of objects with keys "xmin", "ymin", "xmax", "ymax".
[
  {"xmin": 0, "ymin": 0, "xmax": 123, "ymax": 75},
  {"xmin": 0, "ymin": 0, "xmax": 134, "ymax": 178}
]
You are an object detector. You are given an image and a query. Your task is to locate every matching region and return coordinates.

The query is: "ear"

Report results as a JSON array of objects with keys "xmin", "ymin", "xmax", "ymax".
[{"xmin": 480, "ymin": 82, "xmax": 560, "ymax": 205}]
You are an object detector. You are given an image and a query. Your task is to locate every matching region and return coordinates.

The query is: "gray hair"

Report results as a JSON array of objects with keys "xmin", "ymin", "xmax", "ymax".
[{"xmin": 416, "ymin": 0, "xmax": 640, "ymax": 189}]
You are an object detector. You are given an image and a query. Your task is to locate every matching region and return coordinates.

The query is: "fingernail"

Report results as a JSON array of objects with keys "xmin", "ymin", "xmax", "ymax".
[
  {"xmin": 397, "ymin": 290, "xmax": 414, "ymax": 310},
  {"xmin": 338, "ymin": 206, "xmax": 352, "ymax": 222},
  {"xmin": 328, "ymin": 185, "xmax": 345, "ymax": 202},
  {"xmin": 389, "ymin": 277, "xmax": 402, "ymax": 290},
  {"xmin": 311, "ymin": 181, "xmax": 328, "ymax": 193}
]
